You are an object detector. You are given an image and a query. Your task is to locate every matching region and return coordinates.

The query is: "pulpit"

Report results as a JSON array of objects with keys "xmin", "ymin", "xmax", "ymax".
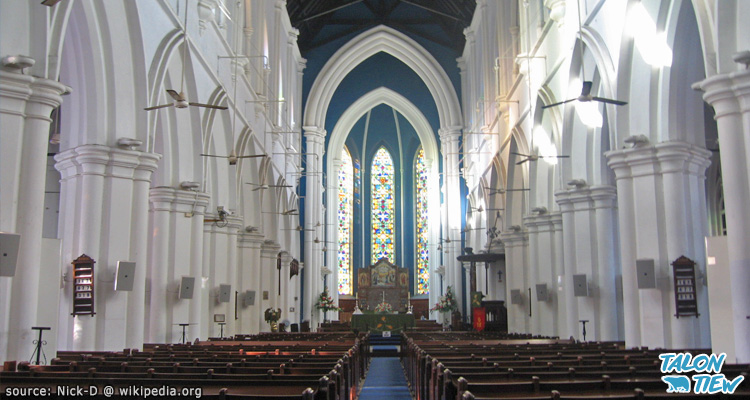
[{"xmin": 358, "ymin": 258, "xmax": 409, "ymax": 312}]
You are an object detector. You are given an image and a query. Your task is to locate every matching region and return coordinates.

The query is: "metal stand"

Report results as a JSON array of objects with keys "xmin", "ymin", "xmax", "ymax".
[
  {"xmin": 218, "ymin": 323, "xmax": 226, "ymax": 338},
  {"xmin": 178, "ymin": 323, "xmax": 190, "ymax": 344},
  {"xmin": 579, "ymin": 320, "xmax": 589, "ymax": 342},
  {"xmin": 30, "ymin": 327, "xmax": 51, "ymax": 365}
]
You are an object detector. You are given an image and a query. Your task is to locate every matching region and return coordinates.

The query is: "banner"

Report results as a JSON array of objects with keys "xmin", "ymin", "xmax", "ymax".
[{"xmin": 473, "ymin": 307, "xmax": 486, "ymax": 331}]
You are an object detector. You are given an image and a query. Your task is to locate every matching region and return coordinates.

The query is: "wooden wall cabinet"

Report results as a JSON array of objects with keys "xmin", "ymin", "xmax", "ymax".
[{"xmin": 72, "ymin": 254, "xmax": 95, "ymax": 316}]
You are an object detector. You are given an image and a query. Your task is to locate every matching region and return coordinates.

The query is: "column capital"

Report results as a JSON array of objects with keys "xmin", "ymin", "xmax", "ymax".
[
  {"xmin": 238, "ymin": 231, "xmax": 266, "ymax": 248},
  {"xmin": 204, "ymin": 214, "xmax": 244, "ymax": 233},
  {"xmin": 55, "ymin": 144, "xmax": 161, "ymax": 182},
  {"xmin": 261, "ymin": 240, "xmax": 281, "ymax": 257},
  {"xmin": 522, "ymin": 212, "xmax": 563, "ymax": 232},
  {"xmin": 606, "ymin": 141, "xmax": 711, "ymax": 180},
  {"xmin": 303, "ymin": 126, "xmax": 326, "ymax": 139},
  {"xmin": 149, "ymin": 187, "xmax": 210, "ymax": 214},
  {"xmin": 694, "ymin": 69, "xmax": 750, "ymax": 118},
  {"xmin": 438, "ymin": 127, "xmax": 463, "ymax": 140},
  {"xmin": 555, "ymin": 185, "xmax": 618, "ymax": 212},
  {"xmin": 500, "ymin": 230, "xmax": 528, "ymax": 246}
]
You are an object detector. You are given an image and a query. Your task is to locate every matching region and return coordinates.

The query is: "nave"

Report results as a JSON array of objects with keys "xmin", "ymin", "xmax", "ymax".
[{"xmin": 2, "ymin": 327, "xmax": 749, "ymax": 399}]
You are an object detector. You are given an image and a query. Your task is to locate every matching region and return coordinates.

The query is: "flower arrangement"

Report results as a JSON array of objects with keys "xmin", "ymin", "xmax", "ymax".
[
  {"xmin": 374, "ymin": 301, "xmax": 393, "ymax": 314},
  {"xmin": 314, "ymin": 287, "xmax": 342, "ymax": 312},
  {"xmin": 264, "ymin": 308, "xmax": 281, "ymax": 323},
  {"xmin": 430, "ymin": 285, "xmax": 458, "ymax": 313}
]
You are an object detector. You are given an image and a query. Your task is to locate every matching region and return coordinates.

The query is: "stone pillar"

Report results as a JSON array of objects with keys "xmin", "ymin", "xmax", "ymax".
[
  {"xmin": 147, "ymin": 188, "xmax": 209, "ymax": 343},
  {"xmin": 439, "ymin": 127, "xmax": 464, "ymax": 315},
  {"xmin": 523, "ymin": 212, "xmax": 563, "ymax": 338},
  {"xmin": 203, "ymin": 214, "xmax": 243, "ymax": 339},
  {"xmin": 260, "ymin": 240, "xmax": 281, "ymax": 331},
  {"xmin": 695, "ymin": 68, "xmax": 750, "ymax": 362},
  {"xmin": 0, "ymin": 69, "xmax": 67, "ymax": 360},
  {"xmin": 54, "ymin": 145, "xmax": 160, "ymax": 351},
  {"xmin": 500, "ymin": 229, "xmax": 529, "ymax": 333},
  {"xmin": 279, "ymin": 251, "xmax": 293, "ymax": 326},
  {"xmin": 606, "ymin": 142, "xmax": 711, "ymax": 349},
  {"xmin": 556, "ymin": 185, "xmax": 621, "ymax": 341},
  {"xmin": 237, "ymin": 230, "xmax": 265, "ymax": 334},
  {"xmin": 303, "ymin": 127, "xmax": 325, "ymax": 327}
]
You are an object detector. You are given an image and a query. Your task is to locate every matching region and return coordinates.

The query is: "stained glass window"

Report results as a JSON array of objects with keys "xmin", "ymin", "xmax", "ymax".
[
  {"xmin": 371, "ymin": 147, "xmax": 395, "ymax": 263},
  {"xmin": 415, "ymin": 147, "xmax": 429, "ymax": 294},
  {"xmin": 338, "ymin": 148, "xmax": 353, "ymax": 295}
]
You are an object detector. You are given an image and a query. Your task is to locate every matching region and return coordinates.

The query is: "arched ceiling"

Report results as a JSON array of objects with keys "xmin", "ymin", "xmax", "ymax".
[{"xmin": 287, "ymin": 0, "xmax": 476, "ymax": 53}]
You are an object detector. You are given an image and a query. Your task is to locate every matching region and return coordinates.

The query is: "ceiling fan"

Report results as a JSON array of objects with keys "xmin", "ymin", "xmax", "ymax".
[
  {"xmin": 41, "ymin": 0, "xmax": 62, "ymax": 6},
  {"xmin": 200, "ymin": 150, "xmax": 266, "ymax": 166},
  {"xmin": 511, "ymin": 151, "xmax": 570, "ymax": 165},
  {"xmin": 246, "ymin": 182, "xmax": 292, "ymax": 191},
  {"xmin": 144, "ymin": 0, "xmax": 227, "ymax": 112},
  {"xmin": 483, "ymin": 186, "xmax": 530, "ymax": 194},
  {"xmin": 263, "ymin": 209, "xmax": 298, "ymax": 216},
  {"xmin": 282, "ymin": 225, "xmax": 313, "ymax": 232},
  {"xmin": 542, "ymin": 81, "xmax": 627, "ymax": 110}
]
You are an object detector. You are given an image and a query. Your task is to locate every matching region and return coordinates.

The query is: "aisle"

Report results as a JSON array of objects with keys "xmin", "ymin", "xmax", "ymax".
[{"xmin": 358, "ymin": 357, "xmax": 412, "ymax": 400}]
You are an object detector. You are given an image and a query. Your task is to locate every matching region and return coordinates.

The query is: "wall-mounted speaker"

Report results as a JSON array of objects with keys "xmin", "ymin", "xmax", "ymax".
[
  {"xmin": 218, "ymin": 284, "xmax": 231, "ymax": 303},
  {"xmin": 244, "ymin": 290, "xmax": 256, "ymax": 306},
  {"xmin": 636, "ymin": 259, "xmax": 656, "ymax": 289},
  {"xmin": 510, "ymin": 289, "xmax": 522, "ymax": 305},
  {"xmin": 0, "ymin": 232, "xmax": 21, "ymax": 277},
  {"xmin": 573, "ymin": 274, "xmax": 589, "ymax": 297},
  {"xmin": 179, "ymin": 276, "xmax": 195, "ymax": 299},
  {"xmin": 536, "ymin": 283, "xmax": 549, "ymax": 302},
  {"xmin": 114, "ymin": 261, "xmax": 136, "ymax": 291}
]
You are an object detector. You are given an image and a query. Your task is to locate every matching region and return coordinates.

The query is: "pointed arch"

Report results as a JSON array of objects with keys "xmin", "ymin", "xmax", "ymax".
[{"xmin": 303, "ymin": 25, "xmax": 461, "ymax": 132}]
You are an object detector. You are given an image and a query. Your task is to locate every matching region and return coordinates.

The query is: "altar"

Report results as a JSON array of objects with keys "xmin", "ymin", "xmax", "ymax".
[
  {"xmin": 358, "ymin": 258, "xmax": 409, "ymax": 312},
  {"xmin": 351, "ymin": 313, "xmax": 415, "ymax": 333}
]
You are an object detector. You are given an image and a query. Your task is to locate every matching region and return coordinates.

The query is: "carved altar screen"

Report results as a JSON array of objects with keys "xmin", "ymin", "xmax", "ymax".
[{"xmin": 358, "ymin": 258, "xmax": 409, "ymax": 312}]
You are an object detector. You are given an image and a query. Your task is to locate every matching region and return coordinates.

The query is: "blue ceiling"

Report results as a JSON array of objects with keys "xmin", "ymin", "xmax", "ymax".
[{"xmin": 287, "ymin": 0, "xmax": 476, "ymax": 54}]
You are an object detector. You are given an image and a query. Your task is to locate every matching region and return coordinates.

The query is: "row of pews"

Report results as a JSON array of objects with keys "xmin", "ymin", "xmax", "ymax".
[
  {"xmin": 1, "ymin": 332, "xmax": 367, "ymax": 399},
  {"xmin": 402, "ymin": 332, "xmax": 750, "ymax": 400}
]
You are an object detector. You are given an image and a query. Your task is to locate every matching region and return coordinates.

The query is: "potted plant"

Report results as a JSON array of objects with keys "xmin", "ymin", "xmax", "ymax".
[
  {"xmin": 430, "ymin": 286, "xmax": 458, "ymax": 330},
  {"xmin": 314, "ymin": 287, "xmax": 341, "ymax": 322},
  {"xmin": 374, "ymin": 301, "xmax": 393, "ymax": 314},
  {"xmin": 264, "ymin": 308, "xmax": 281, "ymax": 332}
]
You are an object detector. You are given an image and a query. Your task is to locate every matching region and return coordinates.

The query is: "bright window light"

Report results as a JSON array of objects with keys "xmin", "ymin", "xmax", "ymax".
[
  {"xmin": 533, "ymin": 126, "xmax": 559, "ymax": 165},
  {"xmin": 576, "ymin": 101, "xmax": 603, "ymax": 128},
  {"xmin": 628, "ymin": 3, "xmax": 673, "ymax": 67}
]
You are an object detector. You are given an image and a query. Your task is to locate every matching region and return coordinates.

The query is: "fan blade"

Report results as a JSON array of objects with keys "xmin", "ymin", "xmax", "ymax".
[
  {"xmin": 511, "ymin": 151, "xmax": 531, "ymax": 157},
  {"xmin": 166, "ymin": 89, "xmax": 183, "ymax": 101},
  {"xmin": 539, "ymin": 155, "xmax": 570, "ymax": 159},
  {"xmin": 41, "ymin": 0, "xmax": 62, "ymax": 6},
  {"xmin": 236, "ymin": 154, "xmax": 268, "ymax": 158},
  {"xmin": 592, "ymin": 97, "xmax": 628, "ymax": 106},
  {"xmin": 267, "ymin": 184, "xmax": 292, "ymax": 188},
  {"xmin": 252, "ymin": 186, "xmax": 264, "ymax": 191},
  {"xmin": 144, "ymin": 103, "xmax": 174, "ymax": 111},
  {"xmin": 542, "ymin": 98, "xmax": 576, "ymax": 109},
  {"xmin": 516, "ymin": 158, "xmax": 529, "ymax": 165},
  {"xmin": 189, "ymin": 102, "xmax": 228, "ymax": 110},
  {"xmin": 199, "ymin": 154, "xmax": 227, "ymax": 158}
]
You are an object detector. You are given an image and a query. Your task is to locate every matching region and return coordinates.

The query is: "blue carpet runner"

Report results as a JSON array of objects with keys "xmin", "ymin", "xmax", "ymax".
[
  {"xmin": 358, "ymin": 357, "xmax": 412, "ymax": 400},
  {"xmin": 369, "ymin": 333, "xmax": 401, "ymax": 357}
]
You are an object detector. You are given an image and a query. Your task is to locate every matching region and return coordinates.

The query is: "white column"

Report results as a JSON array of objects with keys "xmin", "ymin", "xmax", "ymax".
[
  {"xmin": 500, "ymin": 229, "xmax": 529, "ymax": 333},
  {"xmin": 0, "ymin": 69, "xmax": 67, "ymax": 361},
  {"xmin": 54, "ymin": 145, "xmax": 160, "ymax": 351},
  {"xmin": 439, "ymin": 127, "xmax": 464, "ymax": 315},
  {"xmin": 556, "ymin": 186, "xmax": 620, "ymax": 341},
  {"xmin": 147, "ymin": 188, "xmax": 209, "ymax": 343},
  {"xmin": 695, "ymin": 68, "xmax": 750, "ymax": 362},
  {"xmin": 237, "ymin": 230, "xmax": 265, "ymax": 334},
  {"xmin": 606, "ymin": 142, "xmax": 711, "ymax": 349},
  {"xmin": 203, "ymin": 214, "xmax": 243, "ymax": 339},
  {"xmin": 279, "ymin": 251, "xmax": 293, "ymax": 325},
  {"xmin": 260, "ymin": 240, "xmax": 281, "ymax": 331},
  {"xmin": 303, "ymin": 127, "xmax": 325, "ymax": 327},
  {"xmin": 523, "ymin": 213, "xmax": 562, "ymax": 337}
]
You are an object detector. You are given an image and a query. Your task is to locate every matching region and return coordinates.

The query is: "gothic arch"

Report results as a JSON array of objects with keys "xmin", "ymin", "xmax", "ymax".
[{"xmin": 303, "ymin": 24, "xmax": 462, "ymax": 132}]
